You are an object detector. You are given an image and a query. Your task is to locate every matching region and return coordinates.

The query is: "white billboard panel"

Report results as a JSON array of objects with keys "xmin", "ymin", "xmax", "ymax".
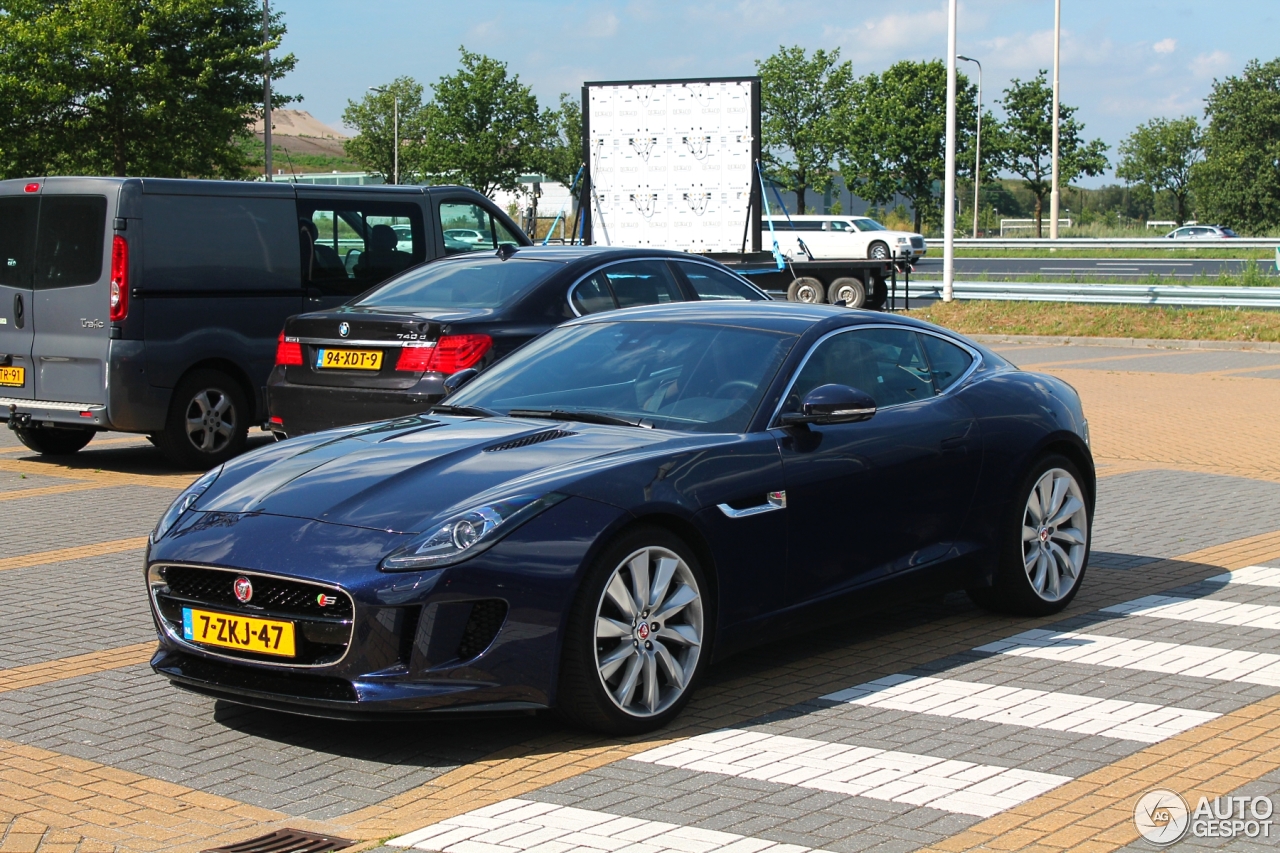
[{"xmin": 584, "ymin": 78, "xmax": 759, "ymax": 253}]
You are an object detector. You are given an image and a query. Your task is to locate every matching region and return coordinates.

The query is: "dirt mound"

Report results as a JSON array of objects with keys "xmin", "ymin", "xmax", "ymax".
[{"xmin": 251, "ymin": 109, "xmax": 346, "ymax": 138}]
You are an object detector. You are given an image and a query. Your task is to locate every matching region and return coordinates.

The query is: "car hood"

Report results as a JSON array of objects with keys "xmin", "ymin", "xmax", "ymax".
[{"xmin": 194, "ymin": 415, "xmax": 688, "ymax": 533}]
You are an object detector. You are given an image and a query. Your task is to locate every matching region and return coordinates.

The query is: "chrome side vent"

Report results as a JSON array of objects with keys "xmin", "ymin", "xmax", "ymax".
[{"xmin": 483, "ymin": 430, "xmax": 576, "ymax": 452}]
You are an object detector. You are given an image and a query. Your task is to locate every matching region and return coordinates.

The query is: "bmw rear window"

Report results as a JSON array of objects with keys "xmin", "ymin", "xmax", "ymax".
[{"xmin": 354, "ymin": 257, "xmax": 558, "ymax": 309}]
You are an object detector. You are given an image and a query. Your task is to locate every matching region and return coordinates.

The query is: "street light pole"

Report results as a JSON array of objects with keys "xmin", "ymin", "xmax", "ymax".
[
  {"xmin": 942, "ymin": 0, "xmax": 958, "ymax": 302},
  {"xmin": 1049, "ymin": 0, "xmax": 1062, "ymax": 239},
  {"xmin": 368, "ymin": 86, "xmax": 399, "ymax": 185},
  {"xmin": 262, "ymin": 0, "xmax": 271, "ymax": 180},
  {"xmin": 958, "ymin": 55, "xmax": 982, "ymax": 238}
]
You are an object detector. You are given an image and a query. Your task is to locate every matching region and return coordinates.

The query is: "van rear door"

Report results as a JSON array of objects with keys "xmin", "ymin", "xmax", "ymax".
[
  {"xmin": 0, "ymin": 193, "xmax": 38, "ymax": 402},
  {"xmin": 31, "ymin": 193, "xmax": 111, "ymax": 406}
]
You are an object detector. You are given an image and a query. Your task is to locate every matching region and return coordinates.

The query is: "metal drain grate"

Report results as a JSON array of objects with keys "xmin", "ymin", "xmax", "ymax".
[{"xmin": 202, "ymin": 828, "xmax": 356, "ymax": 853}]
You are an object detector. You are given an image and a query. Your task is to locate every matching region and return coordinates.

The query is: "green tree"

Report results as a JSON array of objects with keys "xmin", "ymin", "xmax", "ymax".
[
  {"xmin": 1192, "ymin": 58, "xmax": 1280, "ymax": 235},
  {"xmin": 993, "ymin": 71, "xmax": 1108, "ymax": 236},
  {"xmin": 533, "ymin": 92, "xmax": 583, "ymax": 195},
  {"xmin": 842, "ymin": 60, "xmax": 985, "ymax": 233},
  {"xmin": 342, "ymin": 77, "xmax": 429, "ymax": 184},
  {"xmin": 756, "ymin": 46, "xmax": 854, "ymax": 215},
  {"xmin": 418, "ymin": 48, "xmax": 546, "ymax": 197},
  {"xmin": 0, "ymin": 0, "xmax": 295, "ymax": 179},
  {"xmin": 1116, "ymin": 117, "xmax": 1202, "ymax": 225}
]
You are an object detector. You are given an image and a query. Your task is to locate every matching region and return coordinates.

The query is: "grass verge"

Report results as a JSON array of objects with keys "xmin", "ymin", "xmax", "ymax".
[
  {"xmin": 911, "ymin": 260, "xmax": 1279, "ymax": 287},
  {"xmin": 907, "ymin": 300, "xmax": 1280, "ymax": 343},
  {"xmin": 952, "ymin": 248, "xmax": 1277, "ymax": 260}
]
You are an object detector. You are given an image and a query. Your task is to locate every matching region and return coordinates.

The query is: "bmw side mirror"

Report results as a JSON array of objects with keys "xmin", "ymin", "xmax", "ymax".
[
  {"xmin": 779, "ymin": 384, "xmax": 876, "ymax": 426},
  {"xmin": 442, "ymin": 368, "xmax": 480, "ymax": 394}
]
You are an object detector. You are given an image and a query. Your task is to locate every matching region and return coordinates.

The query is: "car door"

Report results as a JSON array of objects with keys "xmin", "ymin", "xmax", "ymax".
[
  {"xmin": 775, "ymin": 326, "xmax": 981, "ymax": 606},
  {"xmin": 31, "ymin": 193, "xmax": 112, "ymax": 405},
  {"xmin": 0, "ymin": 194, "xmax": 38, "ymax": 401},
  {"xmin": 568, "ymin": 259, "xmax": 686, "ymax": 315}
]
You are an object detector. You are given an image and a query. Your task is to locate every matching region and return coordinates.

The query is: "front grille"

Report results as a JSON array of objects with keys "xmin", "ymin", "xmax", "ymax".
[
  {"xmin": 484, "ymin": 430, "xmax": 576, "ymax": 452},
  {"xmin": 457, "ymin": 600, "xmax": 508, "ymax": 660},
  {"xmin": 910, "ymin": 237, "xmax": 925, "ymax": 248},
  {"xmin": 162, "ymin": 566, "xmax": 352, "ymax": 618}
]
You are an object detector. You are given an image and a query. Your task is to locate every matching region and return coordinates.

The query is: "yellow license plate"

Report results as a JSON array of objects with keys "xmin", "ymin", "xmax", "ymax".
[
  {"xmin": 182, "ymin": 607, "xmax": 296, "ymax": 657},
  {"xmin": 0, "ymin": 366, "xmax": 23, "ymax": 387},
  {"xmin": 316, "ymin": 348, "xmax": 382, "ymax": 370}
]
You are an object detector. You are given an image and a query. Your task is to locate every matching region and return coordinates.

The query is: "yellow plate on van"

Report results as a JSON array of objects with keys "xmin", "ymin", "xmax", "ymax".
[
  {"xmin": 316, "ymin": 348, "xmax": 382, "ymax": 370},
  {"xmin": 181, "ymin": 607, "xmax": 296, "ymax": 657},
  {"xmin": 0, "ymin": 366, "xmax": 24, "ymax": 387}
]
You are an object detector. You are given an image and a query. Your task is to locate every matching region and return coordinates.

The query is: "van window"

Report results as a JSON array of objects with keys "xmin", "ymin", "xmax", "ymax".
[
  {"xmin": 34, "ymin": 196, "xmax": 107, "ymax": 289},
  {"xmin": 0, "ymin": 197, "xmax": 37, "ymax": 287},
  {"xmin": 439, "ymin": 202, "xmax": 522, "ymax": 256},
  {"xmin": 299, "ymin": 200, "xmax": 425, "ymax": 297}
]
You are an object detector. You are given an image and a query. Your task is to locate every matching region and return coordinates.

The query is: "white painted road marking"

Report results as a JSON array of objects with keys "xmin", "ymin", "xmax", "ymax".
[
  {"xmin": 1101, "ymin": 595, "xmax": 1280, "ymax": 629},
  {"xmin": 1206, "ymin": 565, "xmax": 1280, "ymax": 588}
]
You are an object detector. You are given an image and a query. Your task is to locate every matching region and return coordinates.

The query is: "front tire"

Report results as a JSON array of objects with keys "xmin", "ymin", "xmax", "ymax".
[
  {"xmin": 12, "ymin": 425, "xmax": 94, "ymax": 455},
  {"xmin": 968, "ymin": 453, "xmax": 1091, "ymax": 616},
  {"xmin": 155, "ymin": 369, "xmax": 248, "ymax": 470},
  {"xmin": 558, "ymin": 525, "xmax": 712, "ymax": 735},
  {"xmin": 868, "ymin": 241, "xmax": 890, "ymax": 260}
]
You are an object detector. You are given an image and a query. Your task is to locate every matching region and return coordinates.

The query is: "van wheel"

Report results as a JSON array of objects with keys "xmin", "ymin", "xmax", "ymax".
[
  {"xmin": 156, "ymin": 370, "xmax": 248, "ymax": 469},
  {"xmin": 12, "ymin": 426, "xmax": 95, "ymax": 456},
  {"xmin": 868, "ymin": 241, "xmax": 890, "ymax": 260},
  {"xmin": 827, "ymin": 277, "xmax": 867, "ymax": 308}
]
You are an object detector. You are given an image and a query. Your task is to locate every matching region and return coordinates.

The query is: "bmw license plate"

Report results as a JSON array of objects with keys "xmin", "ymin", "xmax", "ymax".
[
  {"xmin": 182, "ymin": 607, "xmax": 296, "ymax": 657},
  {"xmin": 0, "ymin": 366, "xmax": 24, "ymax": 387},
  {"xmin": 316, "ymin": 348, "xmax": 382, "ymax": 370}
]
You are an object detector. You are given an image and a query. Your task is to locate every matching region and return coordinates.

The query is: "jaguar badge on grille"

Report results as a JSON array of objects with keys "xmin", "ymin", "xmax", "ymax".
[{"xmin": 233, "ymin": 576, "xmax": 253, "ymax": 603}]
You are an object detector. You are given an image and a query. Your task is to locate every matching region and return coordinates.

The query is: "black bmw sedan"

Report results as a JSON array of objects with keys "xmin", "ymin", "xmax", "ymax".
[
  {"xmin": 149, "ymin": 303, "xmax": 1094, "ymax": 734},
  {"xmin": 267, "ymin": 247, "xmax": 770, "ymax": 437}
]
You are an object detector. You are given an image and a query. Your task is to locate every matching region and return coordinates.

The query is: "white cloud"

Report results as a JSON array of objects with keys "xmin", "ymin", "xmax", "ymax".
[
  {"xmin": 1190, "ymin": 50, "xmax": 1232, "ymax": 79},
  {"xmin": 1153, "ymin": 38, "xmax": 1176, "ymax": 54},
  {"xmin": 582, "ymin": 12, "xmax": 619, "ymax": 38},
  {"xmin": 821, "ymin": 8, "xmax": 950, "ymax": 61}
]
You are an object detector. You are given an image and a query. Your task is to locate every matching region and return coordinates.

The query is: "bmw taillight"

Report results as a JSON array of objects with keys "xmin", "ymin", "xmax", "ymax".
[
  {"xmin": 109, "ymin": 235, "xmax": 128, "ymax": 322},
  {"xmin": 395, "ymin": 334, "xmax": 492, "ymax": 374},
  {"xmin": 275, "ymin": 331, "xmax": 303, "ymax": 366}
]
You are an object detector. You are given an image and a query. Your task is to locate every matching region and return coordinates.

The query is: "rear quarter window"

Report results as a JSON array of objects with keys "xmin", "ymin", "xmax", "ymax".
[{"xmin": 34, "ymin": 196, "xmax": 107, "ymax": 289}]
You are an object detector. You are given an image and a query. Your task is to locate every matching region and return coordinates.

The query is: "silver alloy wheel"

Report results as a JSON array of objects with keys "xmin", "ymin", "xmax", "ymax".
[
  {"xmin": 184, "ymin": 389, "xmax": 237, "ymax": 453},
  {"xmin": 594, "ymin": 545, "xmax": 703, "ymax": 718},
  {"xmin": 869, "ymin": 242, "xmax": 889, "ymax": 259},
  {"xmin": 1022, "ymin": 467, "xmax": 1088, "ymax": 602}
]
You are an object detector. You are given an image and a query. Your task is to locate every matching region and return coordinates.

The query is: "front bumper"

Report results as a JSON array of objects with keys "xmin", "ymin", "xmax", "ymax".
[
  {"xmin": 267, "ymin": 368, "xmax": 447, "ymax": 437},
  {"xmin": 146, "ymin": 496, "xmax": 628, "ymax": 717}
]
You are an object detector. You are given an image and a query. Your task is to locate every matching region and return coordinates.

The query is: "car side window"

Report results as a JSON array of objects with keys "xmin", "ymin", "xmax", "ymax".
[
  {"xmin": 438, "ymin": 202, "xmax": 522, "ymax": 256},
  {"xmin": 601, "ymin": 260, "xmax": 684, "ymax": 309},
  {"xmin": 784, "ymin": 327, "xmax": 935, "ymax": 414},
  {"xmin": 299, "ymin": 200, "xmax": 424, "ymax": 297},
  {"xmin": 921, "ymin": 334, "xmax": 974, "ymax": 392},
  {"xmin": 677, "ymin": 262, "xmax": 760, "ymax": 301},
  {"xmin": 570, "ymin": 274, "xmax": 616, "ymax": 315}
]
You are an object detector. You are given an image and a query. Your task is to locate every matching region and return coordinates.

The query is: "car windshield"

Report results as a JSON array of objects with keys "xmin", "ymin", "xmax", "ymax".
[
  {"xmin": 354, "ymin": 257, "xmax": 558, "ymax": 310},
  {"xmin": 446, "ymin": 320, "xmax": 798, "ymax": 433},
  {"xmin": 852, "ymin": 217, "xmax": 888, "ymax": 232}
]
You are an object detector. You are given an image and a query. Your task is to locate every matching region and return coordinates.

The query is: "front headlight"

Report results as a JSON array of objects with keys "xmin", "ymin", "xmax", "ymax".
[
  {"xmin": 896, "ymin": 236, "xmax": 910, "ymax": 243},
  {"xmin": 380, "ymin": 493, "xmax": 568, "ymax": 572},
  {"xmin": 151, "ymin": 465, "xmax": 223, "ymax": 543}
]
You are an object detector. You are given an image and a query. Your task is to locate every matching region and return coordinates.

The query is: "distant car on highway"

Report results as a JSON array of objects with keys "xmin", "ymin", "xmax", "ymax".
[
  {"xmin": 765, "ymin": 215, "xmax": 927, "ymax": 262},
  {"xmin": 443, "ymin": 228, "xmax": 488, "ymax": 245},
  {"xmin": 1164, "ymin": 225, "xmax": 1239, "ymax": 239}
]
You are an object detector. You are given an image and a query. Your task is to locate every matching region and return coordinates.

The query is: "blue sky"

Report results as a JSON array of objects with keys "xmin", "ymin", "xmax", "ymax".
[{"xmin": 272, "ymin": 0, "xmax": 1278, "ymax": 186}]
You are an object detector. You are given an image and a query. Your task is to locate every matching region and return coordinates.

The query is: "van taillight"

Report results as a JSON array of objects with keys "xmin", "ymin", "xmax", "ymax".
[
  {"xmin": 275, "ymin": 331, "xmax": 303, "ymax": 366},
  {"xmin": 395, "ymin": 334, "xmax": 492, "ymax": 374},
  {"xmin": 109, "ymin": 235, "xmax": 128, "ymax": 322}
]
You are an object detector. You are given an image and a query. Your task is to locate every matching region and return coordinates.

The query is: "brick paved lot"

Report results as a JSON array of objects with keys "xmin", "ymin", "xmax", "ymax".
[{"xmin": 2, "ymin": 342, "xmax": 1279, "ymax": 853}]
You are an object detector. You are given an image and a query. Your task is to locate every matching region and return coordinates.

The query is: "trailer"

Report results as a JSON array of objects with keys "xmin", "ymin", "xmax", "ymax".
[{"xmin": 579, "ymin": 75, "xmax": 897, "ymax": 309}]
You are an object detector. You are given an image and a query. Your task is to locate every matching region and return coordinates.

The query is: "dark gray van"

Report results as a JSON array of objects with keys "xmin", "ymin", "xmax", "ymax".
[{"xmin": 0, "ymin": 177, "xmax": 528, "ymax": 468}]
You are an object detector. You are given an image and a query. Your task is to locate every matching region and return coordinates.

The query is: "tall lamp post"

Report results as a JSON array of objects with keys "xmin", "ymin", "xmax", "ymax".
[
  {"xmin": 368, "ymin": 86, "xmax": 399, "ymax": 185},
  {"xmin": 957, "ymin": 55, "xmax": 982, "ymax": 238},
  {"xmin": 262, "ymin": 0, "xmax": 271, "ymax": 180},
  {"xmin": 1048, "ymin": 0, "xmax": 1062, "ymax": 238},
  {"xmin": 942, "ymin": 0, "xmax": 958, "ymax": 302}
]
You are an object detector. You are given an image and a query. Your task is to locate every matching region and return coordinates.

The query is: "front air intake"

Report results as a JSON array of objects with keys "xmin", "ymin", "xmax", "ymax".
[
  {"xmin": 483, "ymin": 430, "xmax": 576, "ymax": 452},
  {"xmin": 456, "ymin": 600, "xmax": 508, "ymax": 660}
]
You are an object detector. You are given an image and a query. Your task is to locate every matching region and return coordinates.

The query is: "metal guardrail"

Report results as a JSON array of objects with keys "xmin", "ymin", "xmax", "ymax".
[
  {"xmin": 953, "ymin": 238, "xmax": 1279, "ymax": 250},
  {"xmin": 909, "ymin": 281, "xmax": 1280, "ymax": 309}
]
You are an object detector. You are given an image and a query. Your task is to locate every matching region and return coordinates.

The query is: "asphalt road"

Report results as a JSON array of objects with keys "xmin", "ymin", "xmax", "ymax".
[{"xmin": 913, "ymin": 256, "xmax": 1278, "ymax": 279}]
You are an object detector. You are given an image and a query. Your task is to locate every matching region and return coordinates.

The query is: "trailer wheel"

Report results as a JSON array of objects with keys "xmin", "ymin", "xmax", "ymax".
[
  {"xmin": 787, "ymin": 277, "xmax": 826, "ymax": 303},
  {"xmin": 827, "ymin": 277, "xmax": 867, "ymax": 308}
]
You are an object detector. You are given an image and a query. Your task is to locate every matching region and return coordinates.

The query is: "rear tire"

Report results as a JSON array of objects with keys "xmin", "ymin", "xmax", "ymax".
[
  {"xmin": 869, "ymin": 241, "xmax": 890, "ymax": 260},
  {"xmin": 12, "ymin": 425, "xmax": 94, "ymax": 456},
  {"xmin": 557, "ymin": 525, "xmax": 713, "ymax": 735},
  {"xmin": 827, "ymin": 277, "xmax": 867, "ymax": 308},
  {"xmin": 787, "ymin": 277, "xmax": 826, "ymax": 303},
  {"xmin": 967, "ymin": 453, "xmax": 1091, "ymax": 616},
  {"xmin": 156, "ymin": 369, "xmax": 249, "ymax": 470}
]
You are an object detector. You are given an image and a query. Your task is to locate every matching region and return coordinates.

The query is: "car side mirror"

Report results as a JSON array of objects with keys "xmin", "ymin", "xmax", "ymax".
[
  {"xmin": 779, "ymin": 384, "xmax": 877, "ymax": 426},
  {"xmin": 442, "ymin": 368, "xmax": 479, "ymax": 394}
]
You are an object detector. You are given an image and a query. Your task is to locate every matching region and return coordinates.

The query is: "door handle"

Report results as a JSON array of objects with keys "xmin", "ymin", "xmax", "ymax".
[
  {"xmin": 717, "ymin": 491, "xmax": 786, "ymax": 518},
  {"xmin": 12, "ymin": 293, "xmax": 23, "ymax": 330}
]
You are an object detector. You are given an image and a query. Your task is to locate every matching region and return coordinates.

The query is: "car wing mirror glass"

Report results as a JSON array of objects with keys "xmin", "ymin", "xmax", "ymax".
[
  {"xmin": 779, "ymin": 383, "xmax": 876, "ymax": 426},
  {"xmin": 442, "ymin": 368, "xmax": 480, "ymax": 394}
]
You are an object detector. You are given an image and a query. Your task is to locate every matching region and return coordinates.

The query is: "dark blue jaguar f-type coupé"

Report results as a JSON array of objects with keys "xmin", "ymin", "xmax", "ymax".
[{"xmin": 146, "ymin": 302, "xmax": 1094, "ymax": 734}]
